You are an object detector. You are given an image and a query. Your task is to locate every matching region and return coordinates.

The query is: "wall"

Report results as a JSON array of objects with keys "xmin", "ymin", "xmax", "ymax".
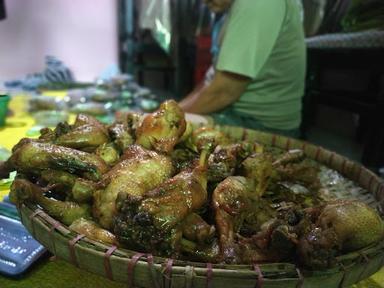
[{"xmin": 0, "ymin": 0, "xmax": 118, "ymax": 82}]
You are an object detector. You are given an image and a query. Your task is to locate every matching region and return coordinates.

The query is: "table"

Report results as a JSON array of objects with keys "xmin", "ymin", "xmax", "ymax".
[
  {"xmin": 304, "ymin": 31, "xmax": 384, "ymax": 172},
  {"xmin": 0, "ymin": 93, "xmax": 383, "ymax": 287}
]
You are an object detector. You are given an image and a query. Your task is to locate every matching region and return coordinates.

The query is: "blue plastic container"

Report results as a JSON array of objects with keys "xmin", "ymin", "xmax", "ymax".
[{"xmin": 0, "ymin": 201, "xmax": 46, "ymax": 276}]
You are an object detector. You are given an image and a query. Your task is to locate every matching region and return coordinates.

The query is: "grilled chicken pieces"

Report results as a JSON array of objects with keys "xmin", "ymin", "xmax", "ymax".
[
  {"xmin": 10, "ymin": 178, "xmax": 91, "ymax": 226},
  {"xmin": 2, "ymin": 100, "xmax": 383, "ymax": 269},
  {"xmin": 114, "ymin": 152, "xmax": 209, "ymax": 256},
  {"xmin": 93, "ymin": 145, "xmax": 174, "ymax": 229},
  {"xmin": 136, "ymin": 100, "xmax": 186, "ymax": 154},
  {"xmin": 8, "ymin": 140, "xmax": 108, "ymax": 181}
]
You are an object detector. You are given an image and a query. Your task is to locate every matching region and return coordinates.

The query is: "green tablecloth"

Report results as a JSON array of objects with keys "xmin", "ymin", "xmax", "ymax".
[
  {"xmin": 0, "ymin": 255, "xmax": 383, "ymax": 288},
  {"xmin": 0, "ymin": 255, "xmax": 124, "ymax": 288}
]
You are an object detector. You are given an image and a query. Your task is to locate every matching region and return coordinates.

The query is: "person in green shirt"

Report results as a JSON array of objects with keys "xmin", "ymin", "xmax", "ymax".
[{"xmin": 179, "ymin": 0, "xmax": 306, "ymax": 138}]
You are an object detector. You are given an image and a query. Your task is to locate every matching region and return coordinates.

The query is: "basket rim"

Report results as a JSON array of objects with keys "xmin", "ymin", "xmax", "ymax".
[
  {"xmin": 19, "ymin": 202, "xmax": 384, "ymax": 274},
  {"xmin": 15, "ymin": 125, "xmax": 384, "ymax": 286}
]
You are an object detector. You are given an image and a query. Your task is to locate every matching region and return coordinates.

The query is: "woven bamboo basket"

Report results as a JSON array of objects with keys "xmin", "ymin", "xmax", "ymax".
[{"xmin": 17, "ymin": 126, "xmax": 384, "ymax": 287}]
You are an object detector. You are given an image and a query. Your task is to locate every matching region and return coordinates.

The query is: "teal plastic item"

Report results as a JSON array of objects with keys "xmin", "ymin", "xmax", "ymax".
[{"xmin": 0, "ymin": 94, "xmax": 10, "ymax": 127}]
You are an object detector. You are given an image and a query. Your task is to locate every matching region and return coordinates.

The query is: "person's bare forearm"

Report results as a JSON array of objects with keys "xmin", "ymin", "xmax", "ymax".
[
  {"xmin": 179, "ymin": 82, "xmax": 206, "ymax": 112},
  {"xmin": 179, "ymin": 71, "xmax": 251, "ymax": 114},
  {"xmin": 179, "ymin": 84, "xmax": 237, "ymax": 114}
]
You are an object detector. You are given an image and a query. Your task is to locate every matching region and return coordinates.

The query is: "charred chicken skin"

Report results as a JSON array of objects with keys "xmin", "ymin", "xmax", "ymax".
[
  {"xmin": 93, "ymin": 145, "xmax": 174, "ymax": 229},
  {"xmin": 114, "ymin": 152, "xmax": 208, "ymax": 256}
]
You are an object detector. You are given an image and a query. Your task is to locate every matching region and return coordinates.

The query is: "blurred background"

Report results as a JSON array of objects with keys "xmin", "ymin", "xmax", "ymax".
[
  {"xmin": 0, "ymin": 0, "xmax": 118, "ymax": 81},
  {"xmin": 0, "ymin": 0, "xmax": 383, "ymax": 174},
  {"xmin": 0, "ymin": 1, "xmax": 384, "ymax": 287}
]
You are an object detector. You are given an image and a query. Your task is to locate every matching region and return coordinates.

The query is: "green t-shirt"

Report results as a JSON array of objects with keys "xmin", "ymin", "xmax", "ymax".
[{"xmin": 216, "ymin": 0, "xmax": 306, "ymax": 130}]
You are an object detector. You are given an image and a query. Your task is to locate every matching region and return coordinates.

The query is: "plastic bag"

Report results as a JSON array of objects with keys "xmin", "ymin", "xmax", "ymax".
[{"xmin": 138, "ymin": 0, "xmax": 172, "ymax": 53}]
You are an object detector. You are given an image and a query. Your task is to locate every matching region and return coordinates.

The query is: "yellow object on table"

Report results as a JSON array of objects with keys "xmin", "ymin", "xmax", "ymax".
[
  {"xmin": 0, "ymin": 94, "xmax": 35, "ymax": 199},
  {"xmin": 1, "ymin": 94, "xmax": 35, "ymax": 151},
  {"xmin": 0, "ymin": 93, "xmax": 383, "ymax": 287},
  {"xmin": 0, "ymin": 90, "xmax": 73, "ymax": 151},
  {"xmin": 0, "ymin": 91, "xmax": 75, "ymax": 198},
  {"xmin": 0, "ymin": 92, "xmax": 123, "ymax": 288}
]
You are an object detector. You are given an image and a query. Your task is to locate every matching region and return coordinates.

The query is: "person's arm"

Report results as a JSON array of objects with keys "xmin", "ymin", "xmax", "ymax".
[
  {"xmin": 181, "ymin": 0, "xmax": 286, "ymax": 114},
  {"xmin": 179, "ymin": 70, "xmax": 251, "ymax": 114}
]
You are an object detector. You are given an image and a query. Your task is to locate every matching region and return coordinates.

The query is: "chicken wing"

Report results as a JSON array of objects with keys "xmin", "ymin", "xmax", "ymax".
[
  {"xmin": 212, "ymin": 176, "xmax": 251, "ymax": 263},
  {"xmin": 181, "ymin": 213, "xmax": 215, "ymax": 244},
  {"xmin": 114, "ymin": 151, "xmax": 208, "ymax": 256},
  {"xmin": 10, "ymin": 179, "xmax": 91, "ymax": 226},
  {"xmin": 9, "ymin": 141, "xmax": 108, "ymax": 181},
  {"xmin": 108, "ymin": 122, "xmax": 134, "ymax": 152},
  {"xmin": 298, "ymin": 200, "xmax": 384, "ymax": 269},
  {"xmin": 136, "ymin": 100, "xmax": 186, "ymax": 154},
  {"xmin": 93, "ymin": 145, "xmax": 174, "ymax": 229},
  {"xmin": 95, "ymin": 143, "xmax": 120, "ymax": 166},
  {"xmin": 207, "ymin": 142, "xmax": 257, "ymax": 183},
  {"xmin": 55, "ymin": 124, "xmax": 110, "ymax": 152},
  {"xmin": 70, "ymin": 218, "xmax": 117, "ymax": 245},
  {"xmin": 186, "ymin": 126, "xmax": 230, "ymax": 153}
]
